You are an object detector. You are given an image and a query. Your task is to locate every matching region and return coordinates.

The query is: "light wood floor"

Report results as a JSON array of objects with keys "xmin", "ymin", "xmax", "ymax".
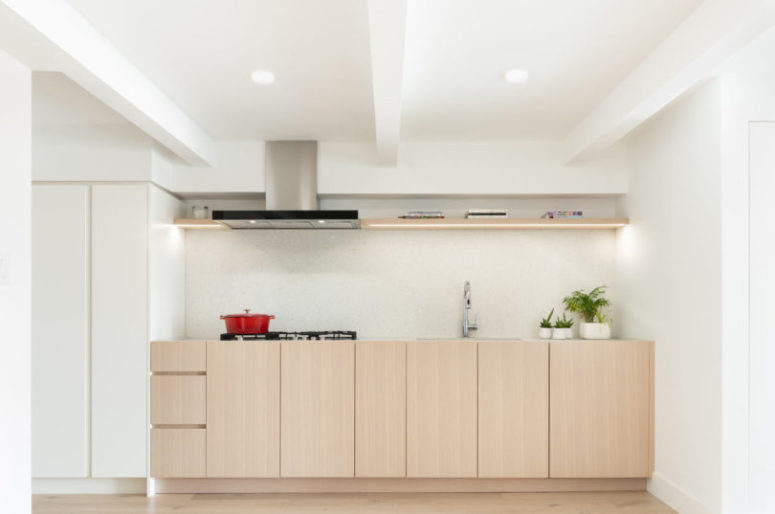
[{"xmin": 33, "ymin": 492, "xmax": 677, "ymax": 513}]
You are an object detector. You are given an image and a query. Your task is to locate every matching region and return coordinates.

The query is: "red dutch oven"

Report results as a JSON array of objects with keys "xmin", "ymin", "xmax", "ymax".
[{"xmin": 220, "ymin": 309, "xmax": 275, "ymax": 334}]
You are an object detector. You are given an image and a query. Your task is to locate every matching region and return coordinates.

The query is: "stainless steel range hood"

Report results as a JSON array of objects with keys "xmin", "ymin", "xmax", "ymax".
[{"xmin": 212, "ymin": 141, "xmax": 359, "ymax": 229}]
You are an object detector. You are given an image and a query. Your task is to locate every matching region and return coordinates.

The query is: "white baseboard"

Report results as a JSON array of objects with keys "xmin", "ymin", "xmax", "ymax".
[
  {"xmin": 648, "ymin": 472, "xmax": 715, "ymax": 514},
  {"xmin": 32, "ymin": 478, "xmax": 147, "ymax": 495}
]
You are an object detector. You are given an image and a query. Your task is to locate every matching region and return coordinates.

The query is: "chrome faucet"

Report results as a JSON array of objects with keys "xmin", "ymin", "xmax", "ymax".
[{"xmin": 463, "ymin": 281, "xmax": 478, "ymax": 337}]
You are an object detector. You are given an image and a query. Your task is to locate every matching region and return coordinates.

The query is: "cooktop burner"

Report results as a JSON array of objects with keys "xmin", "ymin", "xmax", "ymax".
[{"xmin": 221, "ymin": 331, "xmax": 357, "ymax": 341}]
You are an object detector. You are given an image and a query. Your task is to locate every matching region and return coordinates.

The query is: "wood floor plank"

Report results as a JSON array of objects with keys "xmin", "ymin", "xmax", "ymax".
[{"xmin": 33, "ymin": 492, "xmax": 676, "ymax": 513}]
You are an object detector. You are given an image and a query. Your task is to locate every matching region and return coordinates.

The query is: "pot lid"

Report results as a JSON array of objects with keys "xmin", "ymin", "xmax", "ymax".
[{"xmin": 221, "ymin": 309, "xmax": 274, "ymax": 318}]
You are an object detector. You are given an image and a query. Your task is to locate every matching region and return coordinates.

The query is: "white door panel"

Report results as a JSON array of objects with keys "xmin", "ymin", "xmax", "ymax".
[
  {"xmin": 31, "ymin": 185, "xmax": 90, "ymax": 477},
  {"xmin": 748, "ymin": 122, "xmax": 775, "ymax": 513},
  {"xmin": 91, "ymin": 184, "xmax": 148, "ymax": 477}
]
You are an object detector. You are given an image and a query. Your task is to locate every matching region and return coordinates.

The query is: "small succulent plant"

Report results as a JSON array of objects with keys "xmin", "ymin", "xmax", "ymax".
[
  {"xmin": 539, "ymin": 308, "xmax": 554, "ymax": 328},
  {"xmin": 554, "ymin": 313, "xmax": 574, "ymax": 329}
]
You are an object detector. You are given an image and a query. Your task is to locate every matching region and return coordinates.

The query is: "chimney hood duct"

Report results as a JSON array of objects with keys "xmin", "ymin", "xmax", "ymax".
[{"xmin": 212, "ymin": 141, "xmax": 359, "ymax": 229}]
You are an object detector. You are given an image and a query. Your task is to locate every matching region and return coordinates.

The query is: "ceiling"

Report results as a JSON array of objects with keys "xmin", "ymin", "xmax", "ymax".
[
  {"xmin": 66, "ymin": 0, "xmax": 376, "ymax": 141},
  {"xmin": 401, "ymin": 0, "xmax": 702, "ymax": 140},
  {"xmin": 65, "ymin": 0, "xmax": 702, "ymax": 142}
]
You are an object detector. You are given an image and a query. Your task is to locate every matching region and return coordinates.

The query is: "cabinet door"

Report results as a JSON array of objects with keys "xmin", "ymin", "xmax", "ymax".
[
  {"xmin": 151, "ymin": 429, "xmax": 206, "ymax": 477},
  {"xmin": 207, "ymin": 342, "xmax": 280, "ymax": 477},
  {"xmin": 407, "ymin": 341, "xmax": 477, "ymax": 477},
  {"xmin": 31, "ymin": 185, "xmax": 90, "ymax": 477},
  {"xmin": 356, "ymin": 341, "xmax": 406, "ymax": 477},
  {"xmin": 550, "ymin": 340, "xmax": 653, "ymax": 478},
  {"xmin": 478, "ymin": 341, "xmax": 548, "ymax": 478},
  {"xmin": 281, "ymin": 341, "xmax": 354, "ymax": 477},
  {"xmin": 91, "ymin": 184, "xmax": 148, "ymax": 477}
]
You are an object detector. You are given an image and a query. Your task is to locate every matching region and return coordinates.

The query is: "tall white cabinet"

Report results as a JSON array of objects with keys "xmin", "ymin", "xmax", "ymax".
[
  {"xmin": 90, "ymin": 184, "xmax": 149, "ymax": 477},
  {"xmin": 32, "ymin": 183, "xmax": 185, "ymax": 480},
  {"xmin": 32, "ymin": 185, "xmax": 90, "ymax": 477}
]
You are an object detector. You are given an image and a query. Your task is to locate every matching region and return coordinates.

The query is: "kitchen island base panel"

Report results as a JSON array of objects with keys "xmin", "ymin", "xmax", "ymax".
[{"xmin": 153, "ymin": 477, "xmax": 646, "ymax": 494}]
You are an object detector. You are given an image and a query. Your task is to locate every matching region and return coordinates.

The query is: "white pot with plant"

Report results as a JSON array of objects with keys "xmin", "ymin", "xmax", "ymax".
[
  {"xmin": 538, "ymin": 308, "xmax": 554, "ymax": 339},
  {"xmin": 563, "ymin": 286, "xmax": 612, "ymax": 340},
  {"xmin": 552, "ymin": 313, "xmax": 574, "ymax": 340}
]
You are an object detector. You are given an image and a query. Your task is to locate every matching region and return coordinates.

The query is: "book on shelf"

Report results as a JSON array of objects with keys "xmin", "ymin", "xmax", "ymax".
[
  {"xmin": 466, "ymin": 209, "xmax": 508, "ymax": 219},
  {"xmin": 399, "ymin": 211, "xmax": 445, "ymax": 219},
  {"xmin": 541, "ymin": 210, "xmax": 584, "ymax": 219}
]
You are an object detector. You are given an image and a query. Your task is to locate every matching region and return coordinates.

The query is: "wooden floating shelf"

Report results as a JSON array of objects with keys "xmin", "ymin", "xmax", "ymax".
[
  {"xmin": 359, "ymin": 218, "xmax": 629, "ymax": 230},
  {"xmin": 174, "ymin": 218, "xmax": 629, "ymax": 230},
  {"xmin": 173, "ymin": 219, "xmax": 229, "ymax": 229}
]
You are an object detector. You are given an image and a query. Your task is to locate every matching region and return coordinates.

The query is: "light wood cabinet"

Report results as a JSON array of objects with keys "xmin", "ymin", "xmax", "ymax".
[
  {"xmin": 549, "ymin": 340, "xmax": 653, "ymax": 478},
  {"xmin": 151, "ymin": 341, "xmax": 206, "ymax": 372},
  {"xmin": 281, "ymin": 341, "xmax": 355, "ymax": 477},
  {"xmin": 207, "ymin": 342, "xmax": 280, "ymax": 477},
  {"xmin": 151, "ymin": 375, "xmax": 206, "ymax": 425},
  {"xmin": 150, "ymin": 428, "xmax": 206, "ymax": 477},
  {"xmin": 148, "ymin": 338, "xmax": 654, "ymax": 483},
  {"xmin": 478, "ymin": 341, "xmax": 549, "ymax": 478},
  {"xmin": 355, "ymin": 341, "xmax": 406, "ymax": 477},
  {"xmin": 406, "ymin": 341, "xmax": 477, "ymax": 477}
]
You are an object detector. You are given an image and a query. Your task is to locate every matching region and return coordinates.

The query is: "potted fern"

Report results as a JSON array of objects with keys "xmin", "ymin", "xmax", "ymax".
[
  {"xmin": 538, "ymin": 308, "xmax": 554, "ymax": 339},
  {"xmin": 562, "ymin": 285, "xmax": 612, "ymax": 339},
  {"xmin": 552, "ymin": 313, "xmax": 574, "ymax": 340}
]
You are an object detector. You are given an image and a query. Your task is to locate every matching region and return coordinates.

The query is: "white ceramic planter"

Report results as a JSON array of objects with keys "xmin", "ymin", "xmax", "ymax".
[
  {"xmin": 579, "ymin": 322, "xmax": 611, "ymax": 339},
  {"xmin": 552, "ymin": 328, "xmax": 571, "ymax": 340},
  {"xmin": 538, "ymin": 327, "xmax": 553, "ymax": 339}
]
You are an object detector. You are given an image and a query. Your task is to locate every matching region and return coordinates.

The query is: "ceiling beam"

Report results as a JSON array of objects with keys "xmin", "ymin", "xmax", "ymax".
[
  {"xmin": 367, "ymin": 0, "xmax": 407, "ymax": 167},
  {"xmin": 564, "ymin": 0, "xmax": 775, "ymax": 164},
  {"xmin": 0, "ymin": 0, "xmax": 215, "ymax": 165}
]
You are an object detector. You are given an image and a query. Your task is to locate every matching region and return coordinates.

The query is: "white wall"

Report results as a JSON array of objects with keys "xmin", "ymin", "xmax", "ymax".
[
  {"xmin": 718, "ymin": 70, "xmax": 754, "ymax": 514},
  {"xmin": 31, "ymin": 73, "xmax": 629, "ymax": 198},
  {"xmin": 148, "ymin": 184, "xmax": 186, "ymax": 340},
  {"xmin": 717, "ymin": 27, "xmax": 775, "ymax": 512},
  {"xmin": 616, "ymin": 81, "xmax": 722, "ymax": 514},
  {"xmin": 320, "ymin": 196, "xmax": 618, "ymax": 219},
  {"xmin": 164, "ymin": 139, "xmax": 628, "ymax": 196},
  {"xmin": 163, "ymin": 140, "xmax": 266, "ymax": 195},
  {"xmin": 185, "ymin": 229, "xmax": 616, "ymax": 340},
  {"xmin": 318, "ymin": 141, "xmax": 628, "ymax": 196},
  {"xmin": 747, "ymin": 122, "xmax": 775, "ymax": 514},
  {"xmin": 0, "ymin": 48, "xmax": 32, "ymax": 514},
  {"xmin": 32, "ymin": 72, "xmax": 153, "ymax": 182}
]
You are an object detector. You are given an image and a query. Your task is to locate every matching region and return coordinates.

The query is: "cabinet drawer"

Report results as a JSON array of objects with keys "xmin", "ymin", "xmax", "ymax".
[
  {"xmin": 150, "ymin": 428, "xmax": 206, "ymax": 477},
  {"xmin": 151, "ymin": 341, "xmax": 206, "ymax": 372},
  {"xmin": 151, "ymin": 375, "xmax": 206, "ymax": 425}
]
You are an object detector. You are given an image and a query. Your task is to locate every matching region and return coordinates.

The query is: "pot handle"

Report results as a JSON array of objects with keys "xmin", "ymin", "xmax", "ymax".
[
  {"xmin": 244, "ymin": 308, "xmax": 251, "ymax": 314},
  {"xmin": 269, "ymin": 315, "xmax": 276, "ymax": 319}
]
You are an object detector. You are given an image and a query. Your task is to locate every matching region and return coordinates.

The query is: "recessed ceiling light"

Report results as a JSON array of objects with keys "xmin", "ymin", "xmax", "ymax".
[
  {"xmin": 504, "ymin": 68, "xmax": 529, "ymax": 84},
  {"xmin": 250, "ymin": 69, "xmax": 275, "ymax": 84}
]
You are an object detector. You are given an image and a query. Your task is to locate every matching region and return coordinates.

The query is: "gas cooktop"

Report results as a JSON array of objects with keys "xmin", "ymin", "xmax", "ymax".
[{"xmin": 220, "ymin": 331, "xmax": 357, "ymax": 341}]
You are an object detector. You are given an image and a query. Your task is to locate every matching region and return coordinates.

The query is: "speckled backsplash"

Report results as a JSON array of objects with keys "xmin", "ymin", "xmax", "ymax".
[{"xmin": 185, "ymin": 229, "xmax": 616, "ymax": 339}]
